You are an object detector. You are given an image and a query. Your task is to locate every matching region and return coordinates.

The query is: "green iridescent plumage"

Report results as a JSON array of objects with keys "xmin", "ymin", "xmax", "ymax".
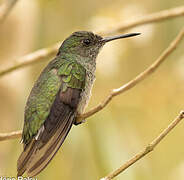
[
  {"xmin": 58, "ymin": 60, "xmax": 86, "ymax": 91},
  {"xmin": 22, "ymin": 59, "xmax": 86, "ymax": 144}
]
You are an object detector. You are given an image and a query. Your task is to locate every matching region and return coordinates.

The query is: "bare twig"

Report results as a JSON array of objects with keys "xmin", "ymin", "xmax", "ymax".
[
  {"xmin": 100, "ymin": 6, "xmax": 184, "ymax": 35},
  {"xmin": 1, "ymin": 25, "xmax": 184, "ymax": 141},
  {"xmin": 0, "ymin": 0, "xmax": 18, "ymax": 23},
  {"xmin": 0, "ymin": 6, "xmax": 184, "ymax": 77},
  {"xmin": 0, "ymin": 130, "xmax": 22, "ymax": 141},
  {"xmin": 0, "ymin": 43, "xmax": 60, "ymax": 77},
  {"xmin": 77, "ymin": 26, "xmax": 184, "ymax": 122},
  {"xmin": 100, "ymin": 110, "xmax": 184, "ymax": 180}
]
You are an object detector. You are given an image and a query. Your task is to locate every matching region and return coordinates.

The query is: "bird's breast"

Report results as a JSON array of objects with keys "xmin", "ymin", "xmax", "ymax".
[{"xmin": 77, "ymin": 71, "xmax": 95, "ymax": 114}]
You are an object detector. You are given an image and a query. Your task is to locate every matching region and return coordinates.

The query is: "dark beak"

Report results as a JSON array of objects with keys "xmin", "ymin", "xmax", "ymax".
[{"xmin": 101, "ymin": 33, "xmax": 141, "ymax": 43}]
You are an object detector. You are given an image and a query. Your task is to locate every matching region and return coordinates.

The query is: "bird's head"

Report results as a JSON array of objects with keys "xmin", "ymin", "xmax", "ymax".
[{"xmin": 57, "ymin": 31, "xmax": 140, "ymax": 64}]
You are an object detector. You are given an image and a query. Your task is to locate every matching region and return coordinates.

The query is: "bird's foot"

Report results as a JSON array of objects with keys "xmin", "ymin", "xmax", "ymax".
[{"xmin": 74, "ymin": 116, "xmax": 86, "ymax": 126}]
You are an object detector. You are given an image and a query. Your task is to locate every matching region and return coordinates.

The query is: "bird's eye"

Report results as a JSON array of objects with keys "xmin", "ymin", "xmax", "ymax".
[{"xmin": 83, "ymin": 39, "xmax": 91, "ymax": 46}]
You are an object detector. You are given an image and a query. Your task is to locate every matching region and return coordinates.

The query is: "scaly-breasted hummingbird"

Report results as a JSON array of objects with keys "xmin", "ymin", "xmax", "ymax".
[{"xmin": 17, "ymin": 31, "xmax": 140, "ymax": 177}]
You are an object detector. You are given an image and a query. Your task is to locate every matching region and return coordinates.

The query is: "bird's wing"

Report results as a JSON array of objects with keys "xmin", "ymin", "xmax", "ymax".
[{"xmin": 17, "ymin": 59, "xmax": 86, "ymax": 177}]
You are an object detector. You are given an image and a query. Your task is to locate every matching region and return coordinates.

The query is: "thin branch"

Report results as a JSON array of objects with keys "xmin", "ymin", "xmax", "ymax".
[
  {"xmin": 0, "ymin": 6, "xmax": 184, "ymax": 77},
  {"xmin": 0, "ymin": 0, "xmax": 18, "ymax": 23},
  {"xmin": 100, "ymin": 110, "xmax": 184, "ymax": 180},
  {"xmin": 77, "ymin": 26, "xmax": 184, "ymax": 122},
  {"xmin": 0, "ymin": 43, "xmax": 60, "ymax": 77},
  {"xmin": 1, "ymin": 24, "xmax": 184, "ymax": 141},
  {"xmin": 100, "ymin": 6, "xmax": 184, "ymax": 35},
  {"xmin": 0, "ymin": 130, "xmax": 22, "ymax": 141}
]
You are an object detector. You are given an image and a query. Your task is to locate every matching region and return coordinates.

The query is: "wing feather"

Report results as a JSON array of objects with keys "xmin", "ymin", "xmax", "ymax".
[{"xmin": 17, "ymin": 59, "xmax": 86, "ymax": 177}]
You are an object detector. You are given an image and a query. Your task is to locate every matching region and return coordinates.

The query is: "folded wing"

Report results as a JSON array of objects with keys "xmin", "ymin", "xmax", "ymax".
[{"xmin": 17, "ymin": 59, "xmax": 86, "ymax": 177}]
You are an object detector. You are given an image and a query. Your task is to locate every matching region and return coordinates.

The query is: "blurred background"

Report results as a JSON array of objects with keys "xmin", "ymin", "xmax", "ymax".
[{"xmin": 0, "ymin": 0, "xmax": 184, "ymax": 179}]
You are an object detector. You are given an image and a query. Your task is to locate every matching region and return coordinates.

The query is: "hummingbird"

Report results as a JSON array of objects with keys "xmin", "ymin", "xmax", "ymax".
[{"xmin": 17, "ymin": 31, "xmax": 140, "ymax": 177}]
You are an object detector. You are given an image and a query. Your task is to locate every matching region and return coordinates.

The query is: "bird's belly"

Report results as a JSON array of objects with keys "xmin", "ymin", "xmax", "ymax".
[{"xmin": 77, "ymin": 73, "xmax": 95, "ymax": 114}]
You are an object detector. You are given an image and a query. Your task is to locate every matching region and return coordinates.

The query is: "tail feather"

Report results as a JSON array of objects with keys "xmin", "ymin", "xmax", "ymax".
[
  {"xmin": 17, "ymin": 112, "xmax": 74, "ymax": 177},
  {"xmin": 27, "ymin": 115, "xmax": 73, "ymax": 177},
  {"xmin": 17, "ymin": 140, "xmax": 37, "ymax": 177}
]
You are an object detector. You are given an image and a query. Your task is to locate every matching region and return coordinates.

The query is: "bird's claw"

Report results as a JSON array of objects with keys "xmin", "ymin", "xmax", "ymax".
[{"xmin": 74, "ymin": 119, "xmax": 86, "ymax": 126}]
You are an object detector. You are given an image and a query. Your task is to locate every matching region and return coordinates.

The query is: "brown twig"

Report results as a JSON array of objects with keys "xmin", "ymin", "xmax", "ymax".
[
  {"xmin": 77, "ymin": 26, "xmax": 184, "ymax": 122},
  {"xmin": 100, "ymin": 6, "xmax": 184, "ymax": 35},
  {"xmin": 0, "ymin": 130, "xmax": 22, "ymax": 141},
  {"xmin": 0, "ymin": 0, "xmax": 18, "ymax": 23},
  {"xmin": 0, "ymin": 6, "xmax": 184, "ymax": 77},
  {"xmin": 100, "ymin": 110, "xmax": 184, "ymax": 180},
  {"xmin": 1, "ymin": 25, "xmax": 184, "ymax": 141},
  {"xmin": 0, "ymin": 43, "xmax": 60, "ymax": 77}
]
